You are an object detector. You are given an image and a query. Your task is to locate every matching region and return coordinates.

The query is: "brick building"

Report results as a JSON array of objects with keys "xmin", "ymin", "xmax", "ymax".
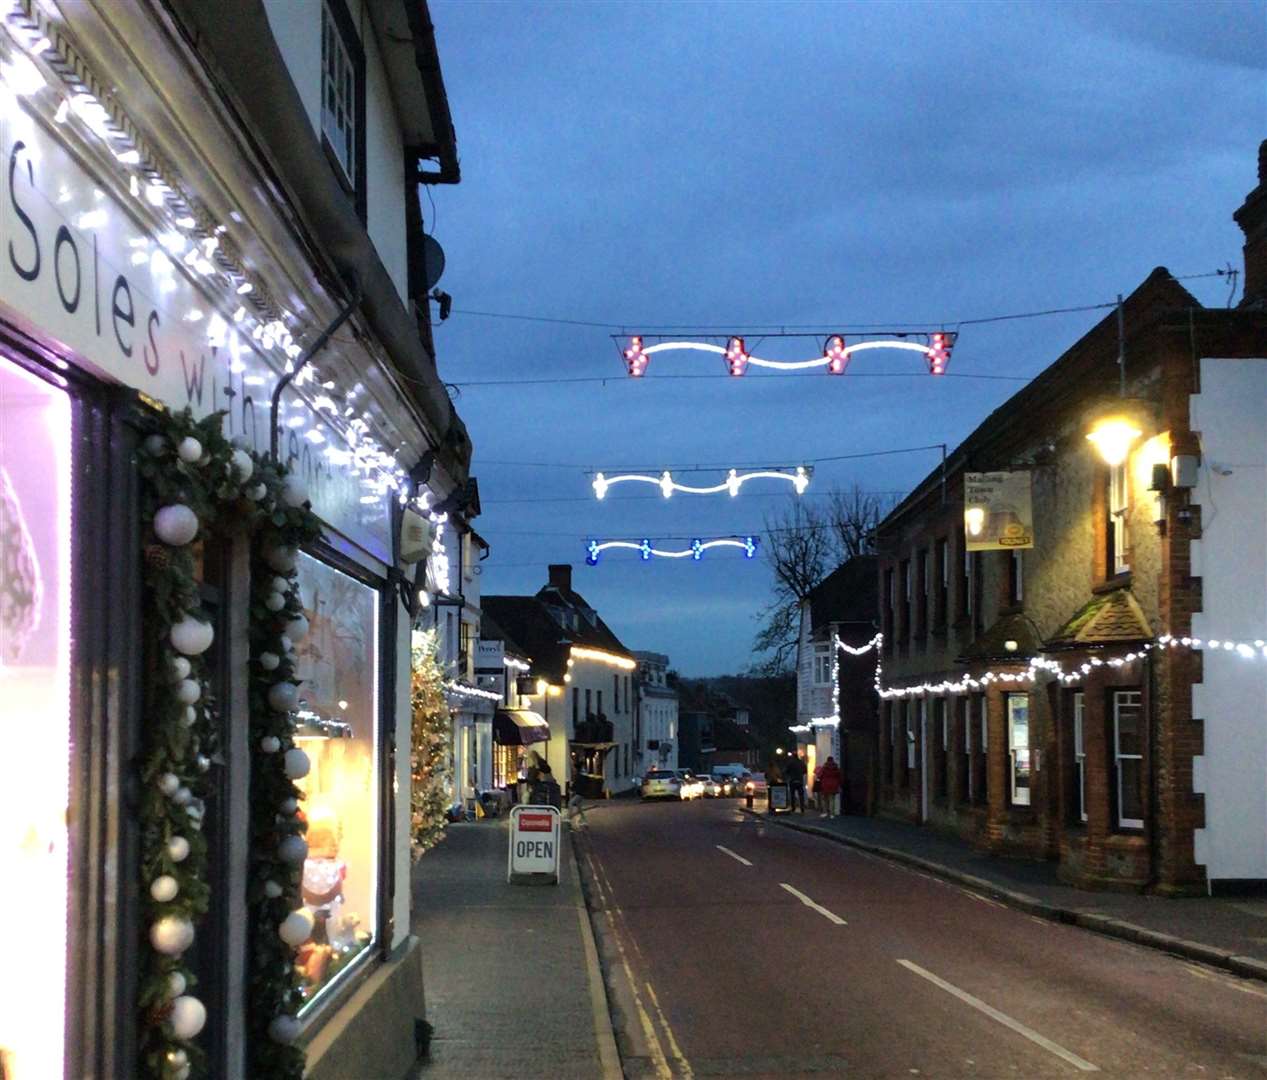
[{"xmin": 874, "ymin": 146, "xmax": 1267, "ymax": 892}]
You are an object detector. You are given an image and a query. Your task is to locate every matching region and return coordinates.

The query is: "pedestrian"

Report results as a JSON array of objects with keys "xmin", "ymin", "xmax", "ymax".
[
  {"xmin": 811, "ymin": 761, "xmax": 823, "ymax": 813},
  {"xmin": 785, "ymin": 751, "xmax": 807, "ymax": 813},
  {"xmin": 818, "ymin": 756, "xmax": 842, "ymax": 818}
]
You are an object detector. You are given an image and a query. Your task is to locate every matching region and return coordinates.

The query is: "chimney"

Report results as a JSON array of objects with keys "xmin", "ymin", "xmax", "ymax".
[
  {"xmin": 547, "ymin": 564, "xmax": 572, "ymax": 592},
  {"xmin": 1233, "ymin": 140, "xmax": 1267, "ymax": 308}
]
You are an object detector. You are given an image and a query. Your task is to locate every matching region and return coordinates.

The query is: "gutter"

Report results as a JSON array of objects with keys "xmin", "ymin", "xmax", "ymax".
[{"xmin": 162, "ymin": 0, "xmax": 471, "ymax": 481}]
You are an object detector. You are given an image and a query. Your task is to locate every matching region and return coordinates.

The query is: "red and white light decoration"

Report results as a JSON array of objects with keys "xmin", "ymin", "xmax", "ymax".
[{"xmin": 617, "ymin": 332, "xmax": 958, "ymax": 377}]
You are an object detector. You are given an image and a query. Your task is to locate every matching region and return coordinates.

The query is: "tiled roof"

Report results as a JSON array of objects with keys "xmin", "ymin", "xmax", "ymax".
[
  {"xmin": 482, "ymin": 592, "xmax": 632, "ymax": 683},
  {"xmin": 1046, "ymin": 588, "xmax": 1153, "ymax": 648}
]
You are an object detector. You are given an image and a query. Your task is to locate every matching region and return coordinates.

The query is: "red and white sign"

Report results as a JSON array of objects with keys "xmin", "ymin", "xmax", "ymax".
[{"xmin": 508, "ymin": 805, "xmax": 560, "ymax": 883}]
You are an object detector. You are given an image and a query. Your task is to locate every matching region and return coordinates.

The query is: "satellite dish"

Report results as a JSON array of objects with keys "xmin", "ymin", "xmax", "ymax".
[{"xmin": 422, "ymin": 234, "xmax": 446, "ymax": 290}]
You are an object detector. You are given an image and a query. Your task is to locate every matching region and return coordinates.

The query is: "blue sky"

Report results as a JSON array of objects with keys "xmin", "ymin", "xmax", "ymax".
[{"xmin": 427, "ymin": 0, "xmax": 1264, "ymax": 675}]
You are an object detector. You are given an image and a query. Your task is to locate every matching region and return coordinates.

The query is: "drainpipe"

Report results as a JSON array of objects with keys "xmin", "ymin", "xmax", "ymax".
[{"xmin": 269, "ymin": 277, "xmax": 363, "ymax": 464}]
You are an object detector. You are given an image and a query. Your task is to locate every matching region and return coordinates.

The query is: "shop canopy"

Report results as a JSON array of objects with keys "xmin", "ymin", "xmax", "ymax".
[{"xmin": 493, "ymin": 709, "xmax": 550, "ymax": 746}]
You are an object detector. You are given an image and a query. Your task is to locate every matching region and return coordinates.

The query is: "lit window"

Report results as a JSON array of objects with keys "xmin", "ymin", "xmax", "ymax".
[
  {"xmin": 1114, "ymin": 690, "xmax": 1144, "ymax": 828},
  {"xmin": 1108, "ymin": 463, "xmax": 1129, "ymax": 575},
  {"xmin": 321, "ymin": 2, "xmax": 357, "ymax": 185},
  {"xmin": 1007, "ymin": 693, "xmax": 1030, "ymax": 806},
  {"xmin": 1073, "ymin": 691, "xmax": 1087, "ymax": 823},
  {"xmin": 292, "ymin": 552, "xmax": 380, "ymax": 1010}
]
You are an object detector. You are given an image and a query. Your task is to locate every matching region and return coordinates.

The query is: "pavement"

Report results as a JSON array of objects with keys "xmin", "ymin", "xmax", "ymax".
[
  {"xmin": 410, "ymin": 816, "xmax": 620, "ymax": 1080},
  {"xmin": 579, "ymin": 798, "xmax": 1267, "ymax": 1079},
  {"xmin": 746, "ymin": 803, "xmax": 1267, "ymax": 983}
]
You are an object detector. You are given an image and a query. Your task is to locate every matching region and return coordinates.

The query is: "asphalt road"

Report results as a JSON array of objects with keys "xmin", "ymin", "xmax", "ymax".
[{"xmin": 575, "ymin": 798, "xmax": 1267, "ymax": 1080}]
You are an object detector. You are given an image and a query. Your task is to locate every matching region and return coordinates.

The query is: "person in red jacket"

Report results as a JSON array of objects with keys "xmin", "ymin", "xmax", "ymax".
[{"xmin": 818, "ymin": 756, "xmax": 843, "ymax": 818}]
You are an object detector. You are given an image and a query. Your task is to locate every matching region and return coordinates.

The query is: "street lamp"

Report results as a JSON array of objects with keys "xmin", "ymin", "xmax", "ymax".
[{"xmin": 1086, "ymin": 417, "xmax": 1141, "ymax": 467}]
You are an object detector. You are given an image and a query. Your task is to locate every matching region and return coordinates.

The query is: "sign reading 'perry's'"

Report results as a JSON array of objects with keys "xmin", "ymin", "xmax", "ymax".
[{"xmin": 964, "ymin": 471, "xmax": 1035, "ymax": 550}]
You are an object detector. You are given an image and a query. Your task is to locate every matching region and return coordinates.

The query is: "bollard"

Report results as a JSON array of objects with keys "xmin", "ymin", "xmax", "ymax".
[{"xmin": 745, "ymin": 782, "xmax": 754, "ymax": 809}]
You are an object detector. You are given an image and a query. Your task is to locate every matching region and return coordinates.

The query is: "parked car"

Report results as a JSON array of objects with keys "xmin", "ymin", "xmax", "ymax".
[
  {"xmin": 675, "ymin": 769, "xmax": 704, "ymax": 800},
  {"xmin": 641, "ymin": 769, "xmax": 683, "ymax": 800}
]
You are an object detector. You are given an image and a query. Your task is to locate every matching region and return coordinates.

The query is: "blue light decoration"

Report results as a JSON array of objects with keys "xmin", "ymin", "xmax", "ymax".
[{"xmin": 585, "ymin": 536, "xmax": 760, "ymax": 565}]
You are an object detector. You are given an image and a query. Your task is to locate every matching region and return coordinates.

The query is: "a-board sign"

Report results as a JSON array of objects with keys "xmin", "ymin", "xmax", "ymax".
[
  {"xmin": 770, "ymin": 784, "xmax": 789, "ymax": 810},
  {"xmin": 508, "ymin": 804, "xmax": 561, "ymax": 884}
]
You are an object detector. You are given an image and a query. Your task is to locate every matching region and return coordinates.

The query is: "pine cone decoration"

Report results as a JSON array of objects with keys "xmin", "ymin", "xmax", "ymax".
[{"xmin": 144, "ymin": 543, "xmax": 171, "ymax": 572}]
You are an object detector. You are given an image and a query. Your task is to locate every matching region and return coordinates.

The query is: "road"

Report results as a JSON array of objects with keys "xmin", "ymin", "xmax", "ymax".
[{"xmin": 575, "ymin": 798, "xmax": 1267, "ymax": 1079}]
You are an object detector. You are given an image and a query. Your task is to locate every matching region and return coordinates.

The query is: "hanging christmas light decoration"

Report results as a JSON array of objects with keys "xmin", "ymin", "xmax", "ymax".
[
  {"xmin": 616, "ymin": 332, "xmax": 958, "ymax": 377},
  {"xmin": 591, "ymin": 466, "xmax": 810, "ymax": 500},
  {"xmin": 585, "ymin": 536, "xmax": 759, "ymax": 565}
]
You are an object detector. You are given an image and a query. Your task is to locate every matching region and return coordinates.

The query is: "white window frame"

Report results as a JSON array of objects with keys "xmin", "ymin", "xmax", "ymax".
[
  {"xmin": 906, "ymin": 702, "xmax": 916, "ymax": 770},
  {"xmin": 1007, "ymin": 693, "xmax": 1031, "ymax": 806},
  {"xmin": 321, "ymin": 1, "xmax": 358, "ymax": 186},
  {"xmin": 963, "ymin": 698, "xmax": 973, "ymax": 797},
  {"xmin": 813, "ymin": 644, "xmax": 832, "ymax": 686},
  {"xmin": 1073, "ymin": 691, "xmax": 1087, "ymax": 823},
  {"xmin": 1110, "ymin": 462, "xmax": 1129, "ymax": 574},
  {"xmin": 1114, "ymin": 690, "xmax": 1144, "ymax": 828}
]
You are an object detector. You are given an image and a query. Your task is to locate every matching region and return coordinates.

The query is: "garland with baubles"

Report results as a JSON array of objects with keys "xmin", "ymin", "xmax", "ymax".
[{"xmin": 137, "ymin": 408, "xmax": 317, "ymax": 1080}]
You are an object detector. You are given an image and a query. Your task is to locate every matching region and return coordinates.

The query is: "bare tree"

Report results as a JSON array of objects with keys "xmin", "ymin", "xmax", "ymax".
[{"xmin": 826, "ymin": 485, "xmax": 887, "ymax": 558}]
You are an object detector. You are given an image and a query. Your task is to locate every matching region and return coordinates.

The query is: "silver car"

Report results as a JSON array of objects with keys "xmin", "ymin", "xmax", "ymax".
[{"xmin": 640, "ymin": 769, "xmax": 683, "ymax": 800}]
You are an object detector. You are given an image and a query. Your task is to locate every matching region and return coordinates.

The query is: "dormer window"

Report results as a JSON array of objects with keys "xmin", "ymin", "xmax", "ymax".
[{"xmin": 321, "ymin": 0, "xmax": 366, "ymax": 220}]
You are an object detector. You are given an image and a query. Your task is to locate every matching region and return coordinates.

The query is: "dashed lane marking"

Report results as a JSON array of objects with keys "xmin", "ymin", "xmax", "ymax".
[
  {"xmin": 779, "ymin": 882, "xmax": 848, "ymax": 925},
  {"xmin": 716, "ymin": 845, "xmax": 753, "ymax": 866},
  {"xmin": 896, "ymin": 959, "xmax": 1099, "ymax": 1072}
]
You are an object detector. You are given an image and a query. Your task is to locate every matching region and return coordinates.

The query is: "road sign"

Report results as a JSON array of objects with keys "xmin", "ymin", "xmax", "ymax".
[{"xmin": 508, "ymin": 804, "xmax": 561, "ymax": 884}]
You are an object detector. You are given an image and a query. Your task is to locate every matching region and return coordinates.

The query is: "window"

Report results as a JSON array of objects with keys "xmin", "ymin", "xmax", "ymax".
[
  {"xmin": 1113, "ymin": 690, "xmax": 1144, "ymax": 828},
  {"xmin": 934, "ymin": 699, "xmax": 948, "ymax": 798},
  {"xmin": 936, "ymin": 538, "xmax": 949, "ymax": 629},
  {"xmin": 884, "ymin": 568, "xmax": 895, "ymax": 652},
  {"xmin": 292, "ymin": 551, "xmax": 380, "ymax": 1009},
  {"xmin": 1073, "ymin": 691, "xmax": 1087, "ymax": 823},
  {"xmin": 1007, "ymin": 694, "xmax": 1031, "ymax": 806},
  {"xmin": 813, "ymin": 644, "xmax": 832, "ymax": 685},
  {"xmin": 971, "ymin": 552, "xmax": 984, "ymax": 633},
  {"xmin": 321, "ymin": 0, "xmax": 364, "ymax": 212},
  {"xmin": 906, "ymin": 702, "xmax": 916, "ymax": 772},
  {"xmin": 0, "ymin": 356, "xmax": 71, "ymax": 1078},
  {"xmin": 1107, "ymin": 463, "xmax": 1129, "ymax": 575},
  {"xmin": 597, "ymin": 690, "xmax": 603, "ymax": 717},
  {"xmin": 1009, "ymin": 550, "xmax": 1024, "ymax": 606},
  {"xmin": 976, "ymin": 695, "xmax": 989, "ymax": 803},
  {"xmin": 960, "ymin": 544, "xmax": 971, "ymax": 623},
  {"xmin": 585, "ymin": 688, "xmax": 592, "ymax": 718},
  {"xmin": 961, "ymin": 698, "xmax": 972, "ymax": 801},
  {"xmin": 918, "ymin": 548, "xmax": 930, "ymax": 638},
  {"xmin": 572, "ymin": 687, "xmax": 579, "ymax": 723},
  {"xmin": 614, "ymin": 674, "xmax": 619, "ymax": 713},
  {"xmin": 901, "ymin": 559, "xmax": 912, "ymax": 646}
]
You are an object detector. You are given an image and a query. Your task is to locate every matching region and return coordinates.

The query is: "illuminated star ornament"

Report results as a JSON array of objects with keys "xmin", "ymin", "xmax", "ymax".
[
  {"xmin": 586, "ymin": 536, "xmax": 760, "ymax": 565},
  {"xmin": 616, "ymin": 331, "xmax": 958, "ymax": 377},
  {"xmin": 591, "ymin": 466, "xmax": 810, "ymax": 500}
]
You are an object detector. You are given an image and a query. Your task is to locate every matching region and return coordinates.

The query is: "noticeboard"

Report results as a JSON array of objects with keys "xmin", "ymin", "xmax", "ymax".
[
  {"xmin": 770, "ymin": 784, "xmax": 789, "ymax": 810},
  {"xmin": 507, "ymin": 805, "xmax": 561, "ymax": 884},
  {"xmin": 964, "ymin": 471, "xmax": 1035, "ymax": 551}
]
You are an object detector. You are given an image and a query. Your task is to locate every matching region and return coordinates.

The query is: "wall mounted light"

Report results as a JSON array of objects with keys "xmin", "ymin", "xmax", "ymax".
[{"xmin": 1086, "ymin": 417, "xmax": 1141, "ymax": 466}]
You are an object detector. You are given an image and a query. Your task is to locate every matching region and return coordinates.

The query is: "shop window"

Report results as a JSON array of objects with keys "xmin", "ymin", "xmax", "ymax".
[
  {"xmin": 813, "ymin": 644, "xmax": 831, "ymax": 685},
  {"xmin": 1072, "ymin": 691, "xmax": 1087, "ymax": 824},
  {"xmin": 1107, "ymin": 464, "xmax": 1129, "ymax": 576},
  {"xmin": 291, "ymin": 552, "xmax": 379, "ymax": 1012},
  {"xmin": 0, "ymin": 356, "xmax": 71, "ymax": 1078},
  {"xmin": 1007, "ymin": 693, "xmax": 1031, "ymax": 806},
  {"xmin": 1113, "ymin": 689, "xmax": 1144, "ymax": 828}
]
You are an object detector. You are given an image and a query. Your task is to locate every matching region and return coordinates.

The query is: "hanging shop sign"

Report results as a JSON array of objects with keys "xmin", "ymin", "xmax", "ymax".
[
  {"xmin": 964, "ymin": 471, "xmax": 1034, "ymax": 550},
  {"xmin": 0, "ymin": 77, "xmax": 391, "ymax": 560}
]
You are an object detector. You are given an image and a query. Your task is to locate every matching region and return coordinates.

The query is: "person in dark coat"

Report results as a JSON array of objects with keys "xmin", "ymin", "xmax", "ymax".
[{"xmin": 785, "ymin": 751, "xmax": 807, "ymax": 813}]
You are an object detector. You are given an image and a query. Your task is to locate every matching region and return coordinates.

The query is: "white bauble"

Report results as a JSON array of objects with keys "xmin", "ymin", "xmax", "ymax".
[
  {"xmin": 167, "ymin": 836, "xmax": 190, "ymax": 862},
  {"xmin": 278, "ymin": 908, "xmax": 314, "ymax": 947},
  {"xmin": 170, "ymin": 1064, "xmax": 191, "ymax": 1080},
  {"xmin": 167, "ymin": 971, "xmax": 187, "ymax": 998},
  {"xmin": 271, "ymin": 576, "xmax": 290, "ymax": 594},
  {"xmin": 150, "ymin": 875, "xmax": 179, "ymax": 902},
  {"xmin": 153, "ymin": 505, "xmax": 199, "ymax": 547},
  {"xmin": 281, "ymin": 476, "xmax": 308, "ymax": 508},
  {"xmin": 157, "ymin": 773, "xmax": 180, "ymax": 796},
  {"xmin": 283, "ymin": 747, "xmax": 310, "ymax": 780},
  {"xmin": 264, "ymin": 545, "xmax": 297, "ymax": 573},
  {"xmin": 278, "ymin": 834, "xmax": 308, "ymax": 864},
  {"xmin": 172, "ymin": 786, "xmax": 192, "ymax": 806},
  {"xmin": 196, "ymin": 754, "xmax": 210, "ymax": 773},
  {"xmin": 268, "ymin": 1015, "xmax": 302, "ymax": 1045},
  {"xmin": 149, "ymin": 915, "xmax": 194, "ymax": 955},
  {"xmin": 283, "ymin": 615, "xmax": 309, "ymax": 643},
  {"xmin": 143, "ymin": 434, "xmax": 167, "ymax": 456},
  {"xmin": 280, "ymin": 635, "xmax": 294, "ymax": 654},
  {"xmin": 176, "ymin": 437, "xmax": 202, "ymax": 464},
  {"xmin": 268, "ymin": 682, "xmax": 299, "ymax": 712},
  {"xmin": 279, "ymin": 797, "xmax": 298, "ymax": 815},
  {"xmin": 258, "ymin": 651, "xmax": 280, "ymax": 671},
  {"xmin": 265, "ymin": 592, "xmax": 286, "ymax": 613},
  {"xmin": 168, "ymin": 995, "xmax": 206, "ymax": 1039},
  {"xmin": 230, "ymin": 448, "xmax": 254, "ymax": 482},
  {"xmin": 260, "ymin": 735, "xmax": 281, "ymax": 754},
  {"xmin": 168, "ymin": 656, "xmax": 191, "ymax": 682},
  {"xmin": 264, "ymin": 880, "xmax": 283, "ymax": 899},
  {"xmin": 175, "ymin": 679, "xmax": 201, "ymax": 705},
  {"xmin": 181, "ymin": 706, "xmax": 197, "ymax": 728},
  {"xmin": 170, "ymin": 617, "xmax": 214, "ymax": 656},
  {"xmin": 247, "ymin": 482, "xmax": 268, "ymax": 502}
]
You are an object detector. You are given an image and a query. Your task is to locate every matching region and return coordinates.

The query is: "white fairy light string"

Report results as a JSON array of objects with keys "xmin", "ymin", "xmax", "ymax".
[
  {"xmin": 585, "ymin": 536, "xmax": 759, "ymax": 564},
  {"xmin": 621, "ymin": 333, "xmax": 955, "ymax": 378},
  {"xmin": 591, "ymin": 466, "xmax": 810, "ymax": 500}
]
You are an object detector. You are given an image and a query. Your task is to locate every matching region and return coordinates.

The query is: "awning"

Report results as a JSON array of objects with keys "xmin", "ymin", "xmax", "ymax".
[{"xmin": 493, "ymin": 709, "xmax": 550, "ymax": 747}]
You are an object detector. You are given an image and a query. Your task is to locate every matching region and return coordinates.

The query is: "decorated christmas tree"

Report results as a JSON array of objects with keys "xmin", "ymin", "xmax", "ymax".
[{"xmin": 410, "ymin": 630, "xmax": 451, "ymax": 856}]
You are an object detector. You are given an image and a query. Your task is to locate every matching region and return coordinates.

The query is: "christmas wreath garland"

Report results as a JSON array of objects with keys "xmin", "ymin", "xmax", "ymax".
[{"xmin": 136, "ymin": 407, "xmax": 317, "ymax": 1079}]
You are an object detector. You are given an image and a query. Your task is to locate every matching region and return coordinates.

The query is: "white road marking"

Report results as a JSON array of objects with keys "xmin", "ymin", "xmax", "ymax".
[
  {"xmin": 897, "ymin": 959, "xmax": 1099, "ymax": 1072},
  {"xmin": 779, "ymin": 882, "xmax": 847, "ymax": 925},
  {"xmin": 716, "ymin": 844, "xmax": 753, "ymax": 866}
]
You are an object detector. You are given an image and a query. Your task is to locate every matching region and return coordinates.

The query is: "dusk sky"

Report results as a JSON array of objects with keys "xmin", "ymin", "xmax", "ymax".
[{"xmin": 427, "ymin": 0, "xmax": 1263, "ymax": 676}]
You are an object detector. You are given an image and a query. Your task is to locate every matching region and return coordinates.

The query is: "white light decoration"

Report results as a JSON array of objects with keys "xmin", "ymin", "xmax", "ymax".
[
  {"xmin": 586, "ymin": 536, "xmax": 759, "ymax": 564},
  {"xmin": 620, "ymin": 333, "xmax": 957, "ymax": 377},
  {"xmin": 443, "ymin": 680, "xmax": 502, "ymax": 701},
  {"xmin": 503, "ymin": 656, "xmax": 531, "ymax": 672},
  {"xmin": 569, "ymin": 645, "xmax": 638, "ymax": 671},
  {"xmin": 592, "ymin": 466, "xmax": 811, "ymax": 500}
]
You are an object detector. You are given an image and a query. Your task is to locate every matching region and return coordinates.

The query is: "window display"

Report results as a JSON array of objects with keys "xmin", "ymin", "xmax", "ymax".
[
  {"xmin": 0, "ymin": 356, "xmax": 71, "ymax": 1079},
  {"xmin": 290, "ymin": 552, "xmax": 378, "ymax": 1010}
]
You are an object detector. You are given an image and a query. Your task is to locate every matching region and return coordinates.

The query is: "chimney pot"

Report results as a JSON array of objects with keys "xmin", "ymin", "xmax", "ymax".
[{"xmin": 548, "ymin": 564, "xmax": 572, "ymax": 592}]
